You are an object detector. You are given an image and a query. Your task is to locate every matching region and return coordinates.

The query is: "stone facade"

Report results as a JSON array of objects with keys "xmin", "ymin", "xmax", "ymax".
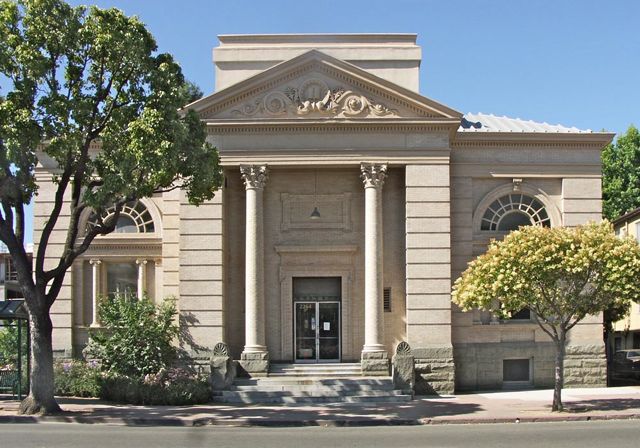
[{"xmin": 35, "ymin": 34, "xmax": 614, "ymax": 393}]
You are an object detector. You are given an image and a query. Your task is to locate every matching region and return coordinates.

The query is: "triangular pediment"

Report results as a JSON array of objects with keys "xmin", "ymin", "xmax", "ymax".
[{"xmin": 186, "ymin": 50, "xmax": 462, "ymax": 122}]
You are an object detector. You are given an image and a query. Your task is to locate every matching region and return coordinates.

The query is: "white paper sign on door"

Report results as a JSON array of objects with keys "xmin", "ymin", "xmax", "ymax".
[{"xmin": 323, "ymin": 322, "xmax": 330, "ymax": 331}]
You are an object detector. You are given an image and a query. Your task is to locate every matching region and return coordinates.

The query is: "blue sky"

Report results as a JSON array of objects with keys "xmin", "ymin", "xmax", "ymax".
[
  {"xmin": 10, "ymin": 0, "xmax": 640, "ymax": 243},
  {"xmin": 68, "ymin": 0, "xmax": 639, "ymax": 134}
]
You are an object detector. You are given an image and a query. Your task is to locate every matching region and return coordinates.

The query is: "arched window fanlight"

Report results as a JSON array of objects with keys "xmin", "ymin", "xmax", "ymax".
[
  {"xmin": 480, "ymin": 193, "xmax": 550, "ymax": 231},
  {"xmin": 89, "ymin": 200, "xmax": 155, "ymax": 234}
]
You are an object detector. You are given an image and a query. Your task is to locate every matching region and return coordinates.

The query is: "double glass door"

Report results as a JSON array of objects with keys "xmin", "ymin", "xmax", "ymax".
[{"xmin": 295, "ymin": 301, "xmax": 340, "ymax": 362}]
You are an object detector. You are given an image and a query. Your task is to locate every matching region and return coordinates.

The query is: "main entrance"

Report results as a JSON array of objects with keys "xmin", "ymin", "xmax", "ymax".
[{"xmin": 293, "ymin": 277, "xmax": 341, "ymax": 363}]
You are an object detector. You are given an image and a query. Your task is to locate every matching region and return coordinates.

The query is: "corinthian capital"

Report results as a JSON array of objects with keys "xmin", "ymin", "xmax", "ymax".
[
  {"xmin": 240, "ymin": 165, "xmax": 268, "ymax": 190},
  {"xmin": 360, "ymin": 163, "xmax": 388, "ymax": 188}
]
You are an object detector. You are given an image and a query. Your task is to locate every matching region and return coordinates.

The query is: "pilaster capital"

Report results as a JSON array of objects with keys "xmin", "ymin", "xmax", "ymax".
[
  {"xmin": 89, "ymin": 259, "xmax": 102, "ymax": 266},
  {"xmin": 136, "ymin": 259, "xmax": 148, "ymax": 266},
  {"xmin": 360, "ymin": 163, "xmax": 387, "ymax": 189},
  {"xmin": 240, "ymin": 164, "xmax": 268, "ymax": 190}
]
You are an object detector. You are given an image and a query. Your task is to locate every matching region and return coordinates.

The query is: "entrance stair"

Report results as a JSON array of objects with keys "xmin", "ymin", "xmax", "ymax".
[{"xmin": 214, "ymin": 363, "xmax": 413, "ymax": 404}]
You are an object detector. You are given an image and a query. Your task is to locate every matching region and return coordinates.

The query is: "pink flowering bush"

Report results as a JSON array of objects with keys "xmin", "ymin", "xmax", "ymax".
[{"xmin": 54, "ymin": 360, "xmax": 102, "ymax": 397}]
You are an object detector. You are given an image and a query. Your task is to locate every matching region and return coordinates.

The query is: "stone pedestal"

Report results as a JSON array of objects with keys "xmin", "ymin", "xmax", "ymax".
[
  {"xmin": 361, "ymin": 351, "xmax": 390, "ymax": 375},
  {"xmin": 238, "ymin": 351, "xmax": 269, "ymax": 377}
]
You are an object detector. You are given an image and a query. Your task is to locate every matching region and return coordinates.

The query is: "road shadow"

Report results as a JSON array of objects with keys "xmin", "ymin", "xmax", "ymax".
[{"xmin": 564, "ymin": 397, "xmax": 640, "ymax": 413}]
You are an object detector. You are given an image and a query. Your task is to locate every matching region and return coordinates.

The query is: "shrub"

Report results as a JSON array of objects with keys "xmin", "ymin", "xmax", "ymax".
[
  {"xmin": 84, "ymin": 295, "xmax": 178, "ymax": 377},
  {"xmin": 100, "ymin": 368, "xmax": 210, "ymax": 405},
  {"xmin": 54, "ymin": 360, "xmax": 101, "ymax": 398}
]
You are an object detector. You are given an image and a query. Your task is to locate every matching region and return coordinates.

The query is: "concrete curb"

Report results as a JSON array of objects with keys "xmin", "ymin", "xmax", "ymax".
[{"xmin": 2, "ymin": 413, "xmax": 640, "ymax": 427}]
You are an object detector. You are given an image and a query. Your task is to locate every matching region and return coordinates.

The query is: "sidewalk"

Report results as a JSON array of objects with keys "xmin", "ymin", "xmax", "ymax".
[{"xmin": 1, "ymin": 387, "xmax": 639, "ymax": 427}]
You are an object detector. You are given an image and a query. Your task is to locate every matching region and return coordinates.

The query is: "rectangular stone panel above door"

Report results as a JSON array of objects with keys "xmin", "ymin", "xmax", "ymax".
[{"xmin": 281, "ymin": 193, "xmax": 352, "ymax": 231}]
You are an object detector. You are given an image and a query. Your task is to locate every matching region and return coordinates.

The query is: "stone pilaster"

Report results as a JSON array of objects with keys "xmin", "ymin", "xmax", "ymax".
[
  {"xmin": 405, "ymin": 164, "xmax": 455, "ymax": 394},
  {"xmin": 239, "ymin": 165, "xmax": 269, "ymax": 375},
  {"xmin": 360, "ymin": 163, "xmax": 389, "ymax": 375}
]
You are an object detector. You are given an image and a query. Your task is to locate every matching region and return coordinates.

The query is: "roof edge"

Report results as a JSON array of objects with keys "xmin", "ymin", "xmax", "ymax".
[{"xmin": 612, "ymin": 207, "xmax": 640, "ymax": 226}]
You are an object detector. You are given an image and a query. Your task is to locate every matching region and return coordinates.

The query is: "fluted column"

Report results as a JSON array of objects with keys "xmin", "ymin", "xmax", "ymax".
[
  {"xmin": 89, "ymin": 259, "xmax": 102, "ymax": 327},
  {"xmin": 360, "ymin": 163, "xmax": 389, "ymax": 374},
  {"xmin": 136, "ymin": 259, "xmax": 147, "ymax": 299},
  {"xmin": 239, "ymin": 165, "xmax": 269, "ymax": 374}
]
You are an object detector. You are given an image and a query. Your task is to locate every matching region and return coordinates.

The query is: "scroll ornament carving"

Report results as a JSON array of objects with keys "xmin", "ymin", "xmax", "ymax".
[
  {"xmin": 360, "ymin": 163, "xmax": 388, "ymax": 188},
  {"xmin": 240, "ymin": 165, "xmax": 268, "ymax": 189},
  {"xmin": 213, "ymin": 342, "xmax": 229, "ymax": 356},
  {"xmin": 231, "ymin": 78, "xmax": 398, "ymax": 118},
  {"xmin": 395, "ymin": 341, "xmax": 412, "ymax": 356}
]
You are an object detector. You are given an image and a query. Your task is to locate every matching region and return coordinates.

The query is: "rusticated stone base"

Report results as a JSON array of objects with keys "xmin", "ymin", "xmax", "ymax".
[
  {"xmin": 563, "ymin": 345, "xmax": 607, "ymax": 388},
  {"xmin": 413, "ymin": 346, "xmax": 455, "ymax": 395},
  {"xmin": 361, "ymin": 351, "xmax": 390, "ymax": 376},
  {"xmin": 238, "ymin": 351, "xmax": 269, "ymax": 377}
]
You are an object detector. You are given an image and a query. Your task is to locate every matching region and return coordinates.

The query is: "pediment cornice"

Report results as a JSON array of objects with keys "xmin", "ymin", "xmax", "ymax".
[{"xmin": 186, "ymin": 50, "xmax": 462, "ymax": 123}]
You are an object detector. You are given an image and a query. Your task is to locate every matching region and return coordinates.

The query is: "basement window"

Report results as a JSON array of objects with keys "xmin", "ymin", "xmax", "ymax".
[
  {"xmin": 503, "ymin": 358, "xmax": 532, "ymax": 385},
  {"xmin": 383, "ymin": 288, "xmax": 391, "ymax": 312}
]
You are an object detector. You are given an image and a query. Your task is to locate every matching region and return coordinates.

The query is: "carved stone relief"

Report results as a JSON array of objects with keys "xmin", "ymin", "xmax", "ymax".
[{"xmin": 230, "ymin": 77, "xmax": 398, "ymax": 119}]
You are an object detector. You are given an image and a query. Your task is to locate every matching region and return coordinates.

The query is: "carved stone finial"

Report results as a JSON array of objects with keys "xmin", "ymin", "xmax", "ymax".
[
  {"xmin": 213, "ymin": 342, "xmax": 229, "ymax": 356},
  {"xmin": 240, "ymin": 165, "xmax": 268, "ymax": 190},
  {"xmin": 360, "ymin": 163, "xmax": 388, "ymax": 188}
]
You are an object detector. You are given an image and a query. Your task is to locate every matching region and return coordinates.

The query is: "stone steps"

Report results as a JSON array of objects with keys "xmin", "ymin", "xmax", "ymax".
[
  {"xmin": 268, "ymin": 363, "xmax": 363, "ymax": 377},
  {"xmin": 214, "ymin": 363, "xmax": 412, "ymax": 404}
]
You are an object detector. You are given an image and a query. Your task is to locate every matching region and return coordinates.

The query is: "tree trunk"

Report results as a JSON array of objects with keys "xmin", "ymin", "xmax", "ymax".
[
  {"xmin": 18, "ymin": 307, "xmax": 62, "ymax": 415},
  {"xmin": 552, "ymin": 334, "xmax": 566, "ymax": 412}
]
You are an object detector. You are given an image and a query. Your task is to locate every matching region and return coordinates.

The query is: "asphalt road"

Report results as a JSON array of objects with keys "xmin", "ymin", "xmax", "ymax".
[{"xmin": 1, "ymin": 420, "xmax": 638, "ymax": 448}]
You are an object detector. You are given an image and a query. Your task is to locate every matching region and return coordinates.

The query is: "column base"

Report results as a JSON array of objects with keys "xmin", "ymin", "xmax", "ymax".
[
  {"xmin": 238, "ymin": 350, "xmax": 269, "ymax": 377},
  {"xmin": 361, "ymin": 350, "xmax": 389, "ymax": 376}
]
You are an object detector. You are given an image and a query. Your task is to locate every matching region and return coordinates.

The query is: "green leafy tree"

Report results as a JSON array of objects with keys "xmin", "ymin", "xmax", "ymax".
[
  {"xmin": 85, "ymin": 295, "xmax": 178, "ymax": 378},
  {"xmin": 452, "ymin": 221, "xmax": 640, "ymax": 412},
  {"xmin": 602, "ymin": 125, "xmax": 640, "ymax": 220},
  {"xmin": 0, "ymin": 0, "xmax": 221, "ymax": 414}
]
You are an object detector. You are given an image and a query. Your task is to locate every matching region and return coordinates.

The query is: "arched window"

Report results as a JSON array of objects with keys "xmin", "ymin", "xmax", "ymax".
[
  {"xmin": 89, "ymin": 200, "xmax": 155, "ymax": 234},
  {"xmin": 480, "ymin": 193, "xmax": 550, "ymax": 232}
]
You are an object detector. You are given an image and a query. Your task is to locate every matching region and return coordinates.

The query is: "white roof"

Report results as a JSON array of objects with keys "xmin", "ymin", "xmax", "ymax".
[{"xmin": 459, "ymin": 112, "xmax": 592, "ymax": 134}]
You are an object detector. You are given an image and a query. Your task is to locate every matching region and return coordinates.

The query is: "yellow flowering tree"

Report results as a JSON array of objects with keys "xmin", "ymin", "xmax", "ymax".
[{"xmin": 452, "ymin": 221, "xmax": 640, "ymax": 412}]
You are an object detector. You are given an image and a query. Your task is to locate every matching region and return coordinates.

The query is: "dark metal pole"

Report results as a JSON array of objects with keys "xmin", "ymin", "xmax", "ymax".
[
  {"xmin": 26, "ymin": 318, "xmax": 30, "ymax": 394},
  {"xmin": 17, "ymin": 320, "xmax": 22, "ymax": 400}
]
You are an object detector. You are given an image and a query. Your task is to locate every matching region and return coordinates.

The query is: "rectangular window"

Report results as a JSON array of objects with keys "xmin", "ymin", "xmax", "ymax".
[
  {"xmin": 106, "ymin": 262, "xmax": 137, "ymax": 298},
  {"xmin": 503, "ymin": 359, "xmax": 531, "ymax": 383},
  {"xmin": 383, "ymin": 287, "xmax": 391, "ymax": 312}
]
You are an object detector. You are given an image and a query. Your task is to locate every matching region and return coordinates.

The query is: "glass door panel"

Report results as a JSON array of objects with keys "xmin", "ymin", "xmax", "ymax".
[
  {"xmin": 318, "ymin": 302, "xmax": 340, "ymax": 361},
  {"xmin": 295, "ymin": 302, "xmax": 316, "ymax": 361}
]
